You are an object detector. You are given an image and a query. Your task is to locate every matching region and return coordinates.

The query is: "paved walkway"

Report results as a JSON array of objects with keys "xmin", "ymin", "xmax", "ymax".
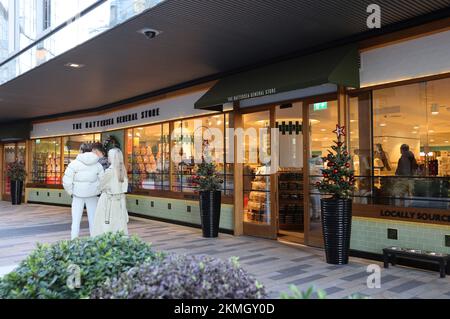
[{"xmin": 1, "ymin": 201, "xmax": 450, "ymax": 299}]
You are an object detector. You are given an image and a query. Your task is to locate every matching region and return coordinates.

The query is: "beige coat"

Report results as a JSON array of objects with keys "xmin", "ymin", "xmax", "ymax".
[{"xmin": 92, "ymin": 168, "xmax": 129, "ymax": 237}]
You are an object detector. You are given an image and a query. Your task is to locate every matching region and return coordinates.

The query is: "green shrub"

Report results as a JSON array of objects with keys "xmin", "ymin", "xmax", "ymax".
[
  {"xmin": 0, "ymin": 232, "xmax": 158, "ymax": 299},
  {"xmin": 92, "ymin": 254, "xmax": 267, "ymax": 299}
]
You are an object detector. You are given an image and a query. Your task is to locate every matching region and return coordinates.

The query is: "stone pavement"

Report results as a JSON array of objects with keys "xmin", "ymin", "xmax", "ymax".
[{"xmin": 1, "ymin": 201, "xmax": 450, "ymax": 299}]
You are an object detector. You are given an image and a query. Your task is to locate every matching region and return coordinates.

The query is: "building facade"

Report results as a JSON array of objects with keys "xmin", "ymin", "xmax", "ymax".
[{"xmin": 1, "ymin": 17, "xmax": 450, "ymax": 258}]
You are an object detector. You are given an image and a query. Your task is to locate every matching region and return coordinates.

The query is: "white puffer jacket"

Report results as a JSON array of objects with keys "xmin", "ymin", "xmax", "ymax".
[{"xmin": 63, "ymin": 152, "xmax": 104, "ymax": 198}]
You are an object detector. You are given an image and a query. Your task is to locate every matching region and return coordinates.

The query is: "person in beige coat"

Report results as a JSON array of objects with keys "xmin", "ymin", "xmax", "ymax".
[{"xmin": 92, "ymin": 148, "xmax": 129, "ymax": 237}]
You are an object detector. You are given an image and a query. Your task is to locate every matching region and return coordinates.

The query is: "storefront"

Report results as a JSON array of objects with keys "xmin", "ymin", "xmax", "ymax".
[{"xmin": 3, "ymin": 27, "xmax": 450, "ymax": 257}]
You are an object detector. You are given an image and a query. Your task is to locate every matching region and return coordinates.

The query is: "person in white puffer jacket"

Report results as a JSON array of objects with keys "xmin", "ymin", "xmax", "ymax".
[{"xmin": 63, "ymin": 143, "xmax": 104, "ymax": 239}]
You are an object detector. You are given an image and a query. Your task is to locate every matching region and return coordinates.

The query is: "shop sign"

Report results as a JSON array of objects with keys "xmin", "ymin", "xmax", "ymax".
[
  {"xmin": 380, "ymin": 209, "xmax": 450, "ymax": 224},
  {"xmin": 313, "ymin": 102, "xmax": 328, "ymax": 111},
  {"xmin": 72, "ymin": 108, "xmax": 159, "ymax": 131},
  {"xmin": 31, "ymin": 89, "xmax": 213, "ymax": 138},
  {"xmin": 227, "ymin": 88, "xmax": 277, "ymax": 102}
]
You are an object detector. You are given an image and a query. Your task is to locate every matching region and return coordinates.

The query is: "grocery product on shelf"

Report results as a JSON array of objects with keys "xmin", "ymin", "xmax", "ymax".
[{"xmin": 278, "ymin": 170, "xmax": 304, "ymax": 231}]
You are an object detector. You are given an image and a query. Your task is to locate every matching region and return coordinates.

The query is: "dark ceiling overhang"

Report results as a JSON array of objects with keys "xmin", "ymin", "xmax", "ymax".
[
  {"xmin": 0, "ymin": 121, "xmax": 31, "ymax": 142},
  {"xmin": 195, "ymin": 44, "xmax": 359, "ymax": 110},
  {"xmin": 0, "ymin": 0, "xmax": 450, "ymax": 124}
]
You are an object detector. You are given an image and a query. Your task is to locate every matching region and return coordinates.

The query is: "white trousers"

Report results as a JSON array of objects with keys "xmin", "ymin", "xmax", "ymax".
[{"xmin": 71, "ymin": 196, "xmax": 99, "ymax": 239}]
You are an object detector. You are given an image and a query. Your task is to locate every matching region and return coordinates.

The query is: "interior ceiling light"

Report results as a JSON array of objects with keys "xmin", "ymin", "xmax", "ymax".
[
  {"xmin": 65, "ymin": 63, "xmax": 84, "ymax": 69},
  {"xmin": 431, "ymin": 103, "xmax": 440, "ymax": 115},
  {"xmin": 379, "ymin": 123, "xmax": 387, "ymax": 127}
]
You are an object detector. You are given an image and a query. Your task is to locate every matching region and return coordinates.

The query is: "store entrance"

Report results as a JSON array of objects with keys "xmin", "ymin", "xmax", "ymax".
[{"xmin": 275, "ymin": 103, "xmax": 305, "ymax": 244}]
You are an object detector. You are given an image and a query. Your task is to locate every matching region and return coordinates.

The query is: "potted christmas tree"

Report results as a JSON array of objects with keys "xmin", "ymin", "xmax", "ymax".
[
  {"xmin": 7, "ymin": 161, "xmax": 27, "ymax": 205},
  {"xmin": 316, "ymin": 125, "xmax": 355, "ymax": 265},
  {"xmin": 192, "ymin": 161, "xmax": 224, "ymax": 238}
]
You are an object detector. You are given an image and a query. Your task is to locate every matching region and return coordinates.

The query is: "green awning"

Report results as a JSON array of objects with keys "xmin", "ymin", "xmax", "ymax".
[{"xmin": 195, "ymin": 44, "xmax": 360, "ymax": 110}]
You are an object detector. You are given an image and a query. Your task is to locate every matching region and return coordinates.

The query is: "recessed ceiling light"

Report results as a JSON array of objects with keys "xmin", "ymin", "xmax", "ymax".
[
  {"xmin": 65, "ymin": 63, "xmax": 84, "ymax": 69},
  {"xmin": 413, "ymin": 126, "xmax": 420, "ymax": 130},
  {"xmin": 431, "ymin": 103, "xmax": 439, "ymax": 115},
  {"xmin": 430, "ymin": 139, "xmax": 435, "ymax": 143},
  {"xmin": 380, "ymin": 123, "xmax": 387, "ymax": 127},
  {"xmin": 429, "ymin": 130, "xmax": 435, "ymax": 133},
  {"xmin": 411, "ymin": 131, "xmax": 418, "ymax": 134},
  {"xmin": 445, "ymin": 141, "xmax": 449, "ymax": 144}
]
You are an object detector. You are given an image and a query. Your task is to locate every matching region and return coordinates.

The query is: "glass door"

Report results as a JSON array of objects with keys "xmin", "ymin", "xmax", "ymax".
[
  {"xmin": 307, "ymin": 99, "xmax": 339, "ymax": 247},
  {"xmin": 275, "ymin": 102, "xmax": 305, "ymax": 244},
  {"xmin": 242, "ymin": 109, "xmax": 277, "ymax": 239}
]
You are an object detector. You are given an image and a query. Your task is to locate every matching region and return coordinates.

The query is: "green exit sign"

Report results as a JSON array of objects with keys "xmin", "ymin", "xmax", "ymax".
[{"xmin": 313, "ymin": 102, "xmax": 328, "ymax": 111}]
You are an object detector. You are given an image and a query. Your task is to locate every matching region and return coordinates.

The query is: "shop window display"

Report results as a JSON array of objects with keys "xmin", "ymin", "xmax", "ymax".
[
  {"xmin": 31, "ymin": 138, "xmax": 61, "ymax": 184},
  {"xmin": 126, "ymin": 124, "xmax": 170, "ymax": 191},
  {"xmin": 171, "ymin": 114, "xmax": 233, "ymax": 194},
  {"xmin": 242, "ymin": 111, "xmax": 271, "ymax": 225},
  {"xmin": 63, "ymin": 134, "xmax": 101, "ymax": 171},
  {"xmin": 3, "ymin": 144, "xmax": 17, "ymax": 195}
]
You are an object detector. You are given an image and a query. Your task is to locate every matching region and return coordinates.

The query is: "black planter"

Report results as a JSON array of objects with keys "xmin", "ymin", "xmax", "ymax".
[
  {"xmin": 10, "ymin": 180, "xmax": 24, "ymax": 205},
  {"xmin": 320, "ymin": 198, "xmax": 352, "ymax": 265},
  {"xmin": 199, "ymin": 191, "xmax": 221, "ymax": 238}
]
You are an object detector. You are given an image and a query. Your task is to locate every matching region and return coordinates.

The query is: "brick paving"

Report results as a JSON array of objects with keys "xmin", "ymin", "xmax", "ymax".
[{"xmin": 1, "ymin": 201, "xmax": 450, "ymax": 299}]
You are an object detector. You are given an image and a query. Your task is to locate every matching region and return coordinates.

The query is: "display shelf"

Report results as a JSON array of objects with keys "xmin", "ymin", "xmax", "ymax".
[{"xmin": 278, "ymin": 170, "xmax": 304, "ymax": 231}]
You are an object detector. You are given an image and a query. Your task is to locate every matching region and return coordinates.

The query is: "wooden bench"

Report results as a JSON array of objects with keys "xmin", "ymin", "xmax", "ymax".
[{"xmin": 383, "ymin": 247, "xmax": 450, "ymax": 278}]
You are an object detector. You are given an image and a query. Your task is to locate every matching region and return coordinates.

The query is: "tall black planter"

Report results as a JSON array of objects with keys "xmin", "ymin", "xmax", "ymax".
[
  {"xmin": 199, "ymin": 191, "xmax": 221, "ymax": 238},
  {"xmin": 321, "ymin": 198, "xmax": 352, "ymax": 265},
  {"xmin": 10, "ymin": 180, "xmax": 24, "ymax": 205}
]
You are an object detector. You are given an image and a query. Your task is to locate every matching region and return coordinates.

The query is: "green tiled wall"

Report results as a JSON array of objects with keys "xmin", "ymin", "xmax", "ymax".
[
  {"xmin": 26, "ymin": 188, "xmax": 234, "ymax": 231},
  {"xmin": 351, "ymin": 217, "xmax": 450, "ymax": 254},
  {"xmin": 126, "ymin": 195, "xmax": 234, "ymax": 231},
  {"xmin": 26, "ymin": 188, "xmax": 72, "ymax": 205}
]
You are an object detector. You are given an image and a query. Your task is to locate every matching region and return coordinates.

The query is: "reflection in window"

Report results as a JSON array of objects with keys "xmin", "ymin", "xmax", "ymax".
[{"xmin": 31, "ymin": 138, "xmax": 61, "ymax": 184}]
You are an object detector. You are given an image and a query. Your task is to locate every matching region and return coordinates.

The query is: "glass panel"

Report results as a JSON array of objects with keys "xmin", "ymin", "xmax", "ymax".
[
  {"xmin": 31, "ymin": 137, "xmax": 61, "ymax": 184},
  {"xmin": 349, "ymin": 94, "xmax": 373, "ymax": 204},
  {"xmin": 63, "ymin": 134, "xmax": 100, "ymax": 171},
  {"xmin": 275, "ymin": 102, "xmax": 305, "ymax": 236},
  {"xmin": 369, "ymin": 80, "xmax": 450, "ymax": 208},
  {"xmin": 242, "ymin": 111, "xmax": 271, "ymax": 225},
  {"xmin": 3, "ymin": 143, "xmax": 16, "ymax": 195},
  {"xmin": 308, "ymin": 101, "xmax": 338, "ymax": 237},
  {"xmin": 129, "ymin": 124, "xmax": 169, "ymax": 191},
  {"xmin": 171, "ymin": 114, "xmax": 231, "ymax": 194}
]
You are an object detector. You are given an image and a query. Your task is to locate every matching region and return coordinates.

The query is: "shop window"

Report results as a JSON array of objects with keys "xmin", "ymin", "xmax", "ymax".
[
  {"xmin": 171, "ymin": 114, "xmax": 233, "ymax": 195},
  {"xmin": 31, "ymin": 138, "xmax": 62, "ymax": 185},
  {"xmin": 348, "ymin": 93, "xmax": 373, "ymax": 204},
  {"xmin": 3, "ymin": 144, "xmax": 18, "ymax": 195},
  {"xmin": 242, "ymin": 111, "xmax": 271, "ymax": 225},
  {"xmin": 127, "ymin": 123, "xmax": 170, "ymax": 191},
  {"xmin": 63, "ymin": 134, "xmax": 101, "ymax": 171},
  {"xmin": 350, "ymin": 78, "xmax": 450, "ymax": 209}
]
